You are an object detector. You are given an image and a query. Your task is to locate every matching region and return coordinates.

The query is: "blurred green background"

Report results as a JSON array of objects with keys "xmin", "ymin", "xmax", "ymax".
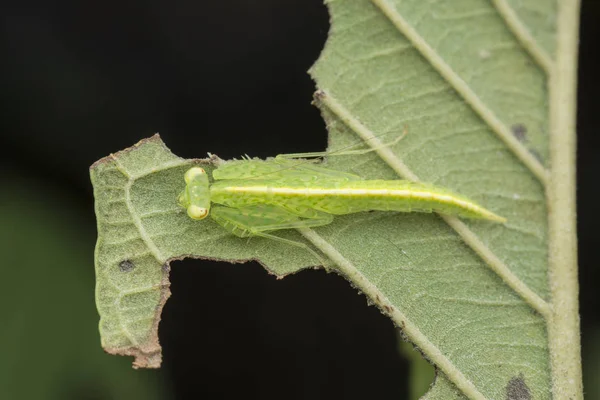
[{"xmin": 1, "ymin": 1, "xmax": 598, "ymax": 399}]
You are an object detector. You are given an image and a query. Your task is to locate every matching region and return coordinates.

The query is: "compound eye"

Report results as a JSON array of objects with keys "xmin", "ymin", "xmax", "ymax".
[
  {"xmin": 184, "ymin": 167, "xmax": 206, "ymax": 183},
  {"xmin": 188, "ymin": 206, "xmax": 209, "ymax": 220}
]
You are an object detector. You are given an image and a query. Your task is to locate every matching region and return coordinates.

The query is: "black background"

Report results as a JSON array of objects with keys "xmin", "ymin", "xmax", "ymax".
[{"xmin": 1, "ymin": 1, "xmax": 598, "ymax": 399}]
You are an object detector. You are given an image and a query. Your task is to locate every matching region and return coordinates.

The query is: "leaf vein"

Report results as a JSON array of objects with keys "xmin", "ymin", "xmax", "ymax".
[
  {"xmin": 316, "ymin": 91, "xmax": 551, "ymax": 319},
  {"xmin": 491, "ymin": 0, "xmax": 553, "ymax": 73},
  {"xmin": 369, "ymin": 0, "xmax": 549, "ymax": 184},
  {"xmin": 298, "ymin": 227, "xmax": 489, "ymax": 400},
  {"xmin": 113, "ymin": 158, "xmax": 166, "ymax": 263}
]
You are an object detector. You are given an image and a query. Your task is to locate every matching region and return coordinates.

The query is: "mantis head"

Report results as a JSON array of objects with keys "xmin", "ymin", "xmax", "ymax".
[{"xmin": 178, "ymin": 167, "xmax": 211, "ymax": 220}]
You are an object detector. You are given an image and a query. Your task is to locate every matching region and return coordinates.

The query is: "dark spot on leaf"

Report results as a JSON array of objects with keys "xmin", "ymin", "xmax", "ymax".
[
  {"xmin": 511, "ymin": 124, "xmax": 527, "ymax": 141},
  {"xmin": 506, "ymin": 374, "xmax": 531, "ymax": 400},
  {"xmin": 119, "ymin": 260, "xmax": 135, "ymax": 273},
  {"xmin": 529, "ymin": 148, "xmax": 543, "ymax": 162}
]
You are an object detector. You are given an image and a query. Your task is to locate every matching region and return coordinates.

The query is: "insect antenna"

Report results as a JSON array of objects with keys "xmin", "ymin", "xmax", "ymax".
[{"xmin": 240, "ymin": 126, "xmax": 408, "ymax": 180}]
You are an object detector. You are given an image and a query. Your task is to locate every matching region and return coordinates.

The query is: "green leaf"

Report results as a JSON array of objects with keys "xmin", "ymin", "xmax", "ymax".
[{"xmin": 91, "ymin": 0, "xmax": 582, "ymax": 398}]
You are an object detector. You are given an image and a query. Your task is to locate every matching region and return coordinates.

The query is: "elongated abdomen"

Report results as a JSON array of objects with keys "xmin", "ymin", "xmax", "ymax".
[
  {"xmin": 296, "ymin": 180, "xmax": 504, "ymax": 222},
  {"xmin": 210, "ymin": 179, "xmax": 505, "ymax": 222}
]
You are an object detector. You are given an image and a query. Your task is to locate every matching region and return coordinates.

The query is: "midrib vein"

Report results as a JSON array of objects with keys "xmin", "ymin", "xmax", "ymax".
[
  {"xmin": 491, "ymin": 0, "xmax": 553, "ymax": 73},
  {"xmin": 317, "ymin": 91, "xmax": 551, "ymax": 319},
  {"xmin": 370, "ymin": 0, "xmax": 550, "ymax": 186},
  {"xmin": 297, "ymin": 227, "xmax": 488, "ymax": 400}
]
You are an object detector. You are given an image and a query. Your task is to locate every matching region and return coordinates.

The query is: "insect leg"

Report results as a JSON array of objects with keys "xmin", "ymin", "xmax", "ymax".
[
  {"xmin": 210, "ymin": 204, "xmax": 334, "ymax": 266},
  {"xmin": 210, "ymin": 204, "xmax": 334, "ymax": 234},
  {"xmin": 275, "ymin": 127, "xmax": 407, "ymax": 160}
]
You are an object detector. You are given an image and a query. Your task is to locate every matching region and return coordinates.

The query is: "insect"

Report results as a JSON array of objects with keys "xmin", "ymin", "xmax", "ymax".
[{"xmin": 177, "ymin": 146, "xmax": 506, "ymax": 261}]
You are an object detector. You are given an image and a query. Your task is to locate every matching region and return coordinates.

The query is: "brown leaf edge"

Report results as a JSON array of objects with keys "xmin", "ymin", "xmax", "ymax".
[{"xmin": 90, "ymin": 135, "xmax": 173, "ymax": 368}]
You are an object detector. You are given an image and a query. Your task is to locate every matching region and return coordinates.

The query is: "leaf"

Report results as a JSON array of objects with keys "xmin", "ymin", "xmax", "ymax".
[
  {"xmin": 91, "ymin": 0, "xmax": 582, "ymax": 398},
  {"xmin": 308, "ymin": 0, "xmax": 579, "ymax": 398},
  {"xmin": 310, "ymin": 0, "xmax": 552, "ymax": 398},
  {"xmin": 91, "ymin": 138, "xmax": 321, "ymax": 367}
]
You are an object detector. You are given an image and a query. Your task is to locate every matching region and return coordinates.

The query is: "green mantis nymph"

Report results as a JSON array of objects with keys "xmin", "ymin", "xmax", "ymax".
[{"xmin": 177, "ymin": 149, "xmax": 506, "ymax": 259}]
